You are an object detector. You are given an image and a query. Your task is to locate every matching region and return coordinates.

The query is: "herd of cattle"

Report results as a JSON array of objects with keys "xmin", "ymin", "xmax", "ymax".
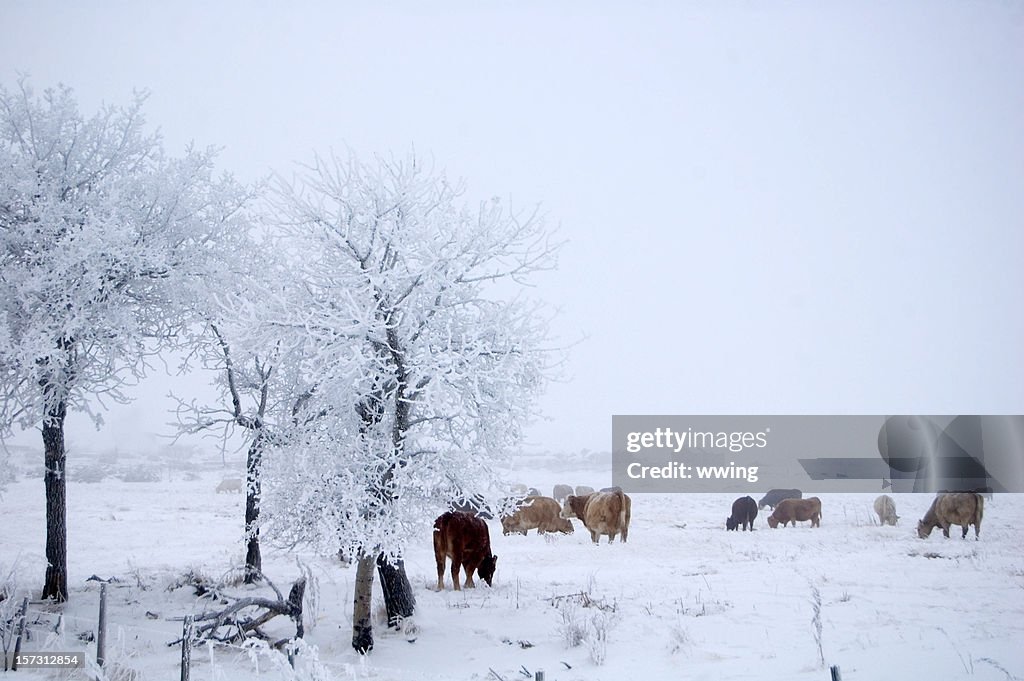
[{"xmin": 433, "ymin": 485, "xmax": 990, "ymax": 590}]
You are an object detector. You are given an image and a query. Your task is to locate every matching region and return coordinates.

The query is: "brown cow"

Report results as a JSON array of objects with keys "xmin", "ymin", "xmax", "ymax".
[
  {"xmin": 767, "ymin": 497, "xmax": 822, "ymax": 528},
  {"xmin": 917, "ymin": 492, "xmax": 984, "ymax": 540},
  {"xmin": 433, "ymin": 511, "xmax": 498, "ymax": 590},
  {"xmin": 560, "ymin": 490, "xmax": 631, "ymax": 544},
  {"xmin": 502, "ymin": 496, "xmax": 574, "ymax": 536}
]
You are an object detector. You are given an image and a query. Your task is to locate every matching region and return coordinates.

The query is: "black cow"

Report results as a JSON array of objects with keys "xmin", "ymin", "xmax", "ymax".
[
  {"xmin": 726, "ymin": 496, "xmax": 758, "ymax": 531},
  {"xmin": 757, "ymin": 488, "xmax": 802, "ymax": 510}
]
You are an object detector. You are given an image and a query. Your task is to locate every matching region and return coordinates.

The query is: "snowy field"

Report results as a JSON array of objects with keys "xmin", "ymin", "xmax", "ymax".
[{"xmin": 2, "ymin": 449, "xmax": 1022, "ymax": 681}]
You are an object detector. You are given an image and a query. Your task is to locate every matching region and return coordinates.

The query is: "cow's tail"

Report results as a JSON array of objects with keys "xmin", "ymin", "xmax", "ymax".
[{"xmin": 974, "ymin": 493, "xmax": 985, "ymax": 525}]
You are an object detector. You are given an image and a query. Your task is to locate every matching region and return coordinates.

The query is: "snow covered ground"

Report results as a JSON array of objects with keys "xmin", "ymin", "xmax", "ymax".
[{"xmin": 2, "ymin": 449, "xmax": 1022, "ymax": 681}]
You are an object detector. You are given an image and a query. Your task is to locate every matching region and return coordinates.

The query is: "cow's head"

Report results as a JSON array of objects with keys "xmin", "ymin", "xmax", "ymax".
[
  {"xmin": 767, "ymin": 516, "xmax": 780, "ymax": 529},
  {"xmin": 500, "ymin": 516, "xmax": 513, "ymax": 535},
  {"xmin": 560, "ymin": 496, "xmax": 578, "ymax": 520},
  {"xmin": 916, "ymin": 519, "xmax": 934, "ymax": 539},
  {"xmin": 554, "ymin": 516, "xmax": 575, "ymax": 534},
  {"xmin": 726, "ymin": 517, "xmax": 738, "ymax": 531},
  {"xmin": 478, "ymin": 555, "xmax": 498, "ymax": 586}
]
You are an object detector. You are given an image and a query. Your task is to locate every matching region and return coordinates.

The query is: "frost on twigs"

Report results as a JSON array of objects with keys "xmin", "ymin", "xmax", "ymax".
[
  {"xmin": 0, "ymin": 79, "xmax": 255, "ymax": 436},
  {"xmin": 251, "ymin": 151, "xmax": 564, "ymax": 558},
  {"xmin": 550, "ymin": 579, "xmax": 617, "ymax": 666},
  {"xmin": 170, "ymin": 572, "xmax": 307, "ymax": 648}
]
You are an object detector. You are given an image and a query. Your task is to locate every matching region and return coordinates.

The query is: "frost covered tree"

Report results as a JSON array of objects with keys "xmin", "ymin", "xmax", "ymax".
[
  {"xmin": 0, "ymin": 81, "xmax": 252, "ymax": 601},
  {"xmin": 173, "ymin": 262, "xmax": 309, "ymax": 585},
  {"xmin": 257, "ymin": 152, "xmax": 560, "ymax": 652}
]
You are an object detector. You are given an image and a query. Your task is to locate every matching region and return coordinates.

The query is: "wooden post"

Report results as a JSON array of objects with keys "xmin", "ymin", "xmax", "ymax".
[
  {"xmin": 180, "ymin": 615, "xmax": 194, "ymax": 681},
  {"xmin": 10, "ymin": 597, "xmax": 29, "ymax": 671},
  {"xmin": 830, "ymin": 665, "xmax": 842, "ymax": 681},
  {"xmin": 96, "ymin": 582, "xmax": 108, "ymax": 668}
]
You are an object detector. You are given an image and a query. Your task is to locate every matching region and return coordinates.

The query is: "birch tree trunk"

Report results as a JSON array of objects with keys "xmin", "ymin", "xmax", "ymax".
[{"xmin": 352, "ymin": 554, "xmax": 376, "ymax": 653}]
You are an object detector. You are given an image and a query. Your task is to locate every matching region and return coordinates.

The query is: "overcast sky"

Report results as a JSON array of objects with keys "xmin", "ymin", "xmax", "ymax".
[{"xmin": 2, "ymin": 2, "xmax": 1022, "ymax": 457}]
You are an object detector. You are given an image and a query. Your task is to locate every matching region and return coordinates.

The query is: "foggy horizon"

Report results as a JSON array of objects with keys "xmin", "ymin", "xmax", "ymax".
[{"xmin": 2, "ymin": 2, "xmax": 1022, "ymax": 459}]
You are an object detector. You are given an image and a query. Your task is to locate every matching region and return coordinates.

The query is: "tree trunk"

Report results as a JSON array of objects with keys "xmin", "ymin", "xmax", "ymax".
[
  {"xmin": 352, "ymin": 554, "xmax": 375, "ymax": 653},
  {"xmin": 376, "ymin": 553, "xmax": 415, "ymax": 628},
  {"xmin": 41, "ymin": 398, "xmax": 68, "ymax": 602},
  {"xmin": 243, "ymin": 433, "xmax": 263, "ymax": 583}
]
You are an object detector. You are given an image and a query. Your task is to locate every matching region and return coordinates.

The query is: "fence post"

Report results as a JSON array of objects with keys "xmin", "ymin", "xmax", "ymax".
[
  {"xmin": 180, "ymin": 615, "xmax": 194, "ymax": 681},
  {"xmin": 535, "ymin": 671, "xmax": 545, "ymax": 681},
  {"xmin": 830, "ymin": 665, "xmax": 842, "ymax": 681},
  {"xmin": 96, "ymin": 582, "xmax": 108, "ymax": 668},
  {"xmin": 11, "ymin": 597, "xmax": 29, "ymax": 671}
]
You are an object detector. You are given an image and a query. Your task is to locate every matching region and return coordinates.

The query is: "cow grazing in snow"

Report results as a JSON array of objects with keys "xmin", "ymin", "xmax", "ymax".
[
  {"xmin": 727, "ymin": 496, "xmax": 758, "ymax": 531},
  {"xmin": 560, "ymin": 489, "xmax": 631, "ymax": 544},
  {"xmin": 552, "ymin": 484, "xmax": 574, "ymax": 502},
  {"xmin": 501, "ymin": 496, "xmax": 574, "ymax": 536},
  {"xmin": 758, "ymin": 488, "xmax": 802, "ymax": 510},
  {"xmin": 917, "ymin": 492, "xmax": 984, "ymax": 540},
  {"xmin": 940, "ymin": 487, "xmax": 993, "ymax": 501},
  {"xmin": 873, "ymin": 494, "xmax": 899, "ymax": 526},
  {"xmin": 216, "ymin": 478, "xmax": 243, "ymax": 493},
  {"xmin": 433, "ymin": 511, "xmax": 497, "ymax": 590},
  {"xmin": 574, "ymin": 485, "xmax": 595, "ymax": 497},
  {"xmin": 767, "ymin": 497, "xmax": 822, "ymax": 528}
]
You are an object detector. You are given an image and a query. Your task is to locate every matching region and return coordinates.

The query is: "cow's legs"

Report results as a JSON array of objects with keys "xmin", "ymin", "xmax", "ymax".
[
  {"xmin": 962, "ymin": 524, "xmax": 969, "ymax": 539},
  {"xmin": 451, "ymin": 557, "xmax": 463, "ymax": 591},
  {"xmin": 464, "ymin": 561, "xmax": 478, "ymax": 588},
  {"xmin": 608, "ymin": 532, "xmax": 617, "ymax": 543},
  {"xmin": 435, "ymin": 558, "xmax": 446, "ymax": 591},
  {"xmin": 974, "ymin": 520, "xmax": 981, "ymax": 540},
  {"xmin": 941, "ymin": 522, "xmax": 951, "ymax": 538},
  {"xmin": 590, "ymin": 530, "xmax": 599, "ymax": 544},
  {"xmin": 434, "ymin": 535, "xmax": 447, "ymax": 590}
]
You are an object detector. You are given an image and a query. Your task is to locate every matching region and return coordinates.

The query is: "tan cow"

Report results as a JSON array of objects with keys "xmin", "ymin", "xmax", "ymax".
[
  {"xmin": 560, "ymin": 490, "xmax": 631, "ymax": 544},
  {"xmin": 917, "ymin": 492, "xmax": 984, "ymax": 540},
  {"xmin": 873, "ymin": 494, "xmax": 899, "ymax": 526},
  {"xmin": 767, "ymin": 497, "xmax": 822, "ymax": 528},
  {"xmin": 216, "ymin": 478, "xmax": 243, "ymax": 493},
  {"xmin": 501, "ymin": 496, "xmax": 574, "ymax": 536}
]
